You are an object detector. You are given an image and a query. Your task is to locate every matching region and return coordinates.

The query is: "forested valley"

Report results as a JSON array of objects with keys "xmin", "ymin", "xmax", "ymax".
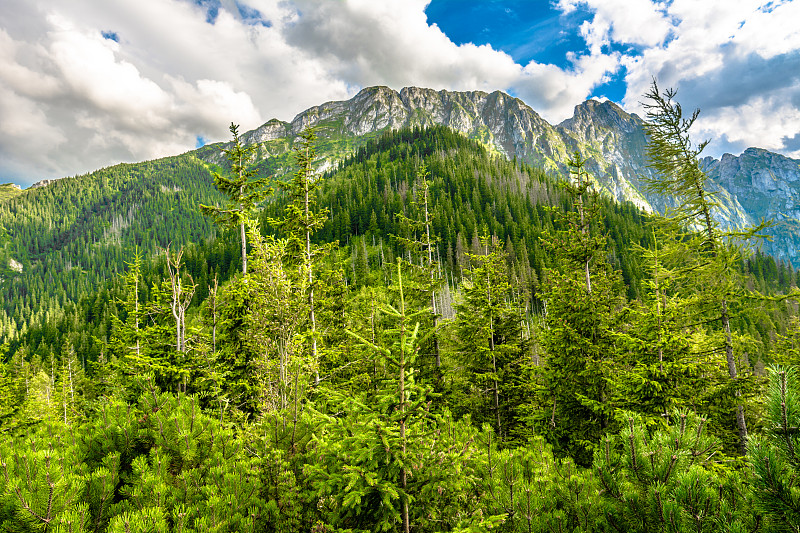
[{"xmin": 2, "ymin": 88, "xmax": 800, "ymax": 532}]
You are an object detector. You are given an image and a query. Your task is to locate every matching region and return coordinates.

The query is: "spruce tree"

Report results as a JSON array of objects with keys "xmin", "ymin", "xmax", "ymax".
[
  {"xmin": 270, "ymin": 128, "xmax": 329, "ymax": 384},
  {"xmin": 200, "ymin": 123, "xmax": 271, "ymax": 276},
  {"xmin": 308, "ymin": 260, "xmax": 496, "ymax": 533},
  {"xmin": 537, "ymin": 153, "xmax": 623, "ymax": 464},
  {"xmin": 0, "ymin": 349, "xmax": 21, "ymax": 433},
  {"xmin": 452, "ymin": 232, "xmax": 528, "ymax": 442}
]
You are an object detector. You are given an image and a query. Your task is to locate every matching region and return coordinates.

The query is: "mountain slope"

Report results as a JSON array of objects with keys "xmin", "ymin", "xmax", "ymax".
[
  {"xmin": 0, "ymin": 154, "xmax": 222, "ymax": 350},
  {"xmin": 213, "ymin": 85, "xmax": 792, "ymax": 263},
  {"xmin": 703, "ymin": 148, "xmax": 800, "ymax": 264},
  {"xmin": 0, "ymin": 183, "xmax": 22, "ymax": 203}
]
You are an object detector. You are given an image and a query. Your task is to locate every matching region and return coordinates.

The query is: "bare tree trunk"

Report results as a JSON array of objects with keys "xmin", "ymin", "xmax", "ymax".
[
  {"xmin": 305, "ymin": 165, "xmax": 319, "ymax": 385},
  {"xmin": 166, "ymin": 246, "xmax": 195, "ymax": 354},
  {"xmin": 240, "ymin": 217, "xmax": 247, "ymax": 275},
  {"xmin": 209, "ymin": 274, "xmax": 218, "ymax": 354}
]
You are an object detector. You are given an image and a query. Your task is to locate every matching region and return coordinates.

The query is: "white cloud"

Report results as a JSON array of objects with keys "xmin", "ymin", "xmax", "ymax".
[
  {"xmin": 695, "ymin": 87, "xmax": 800, "ymax": 159},
  {"xmin": 0, "ymin": 0, "xmax": 622, "ymax": 187},
  {"xmin": 10, "ymin": 0, "xmax": 795, "ymax": 187},
  {"xmin": 558, "ymin": 0, "xmax": 800, "ymax": 159},
  {"xmin": 559, "ymin": 0, "xmax": 673, "ymax": 50}
]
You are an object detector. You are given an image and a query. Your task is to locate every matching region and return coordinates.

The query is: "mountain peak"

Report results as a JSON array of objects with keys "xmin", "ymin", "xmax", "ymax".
[{"xmin": 216, "ymin": 85, "xmax": 798, "ymax": 264}]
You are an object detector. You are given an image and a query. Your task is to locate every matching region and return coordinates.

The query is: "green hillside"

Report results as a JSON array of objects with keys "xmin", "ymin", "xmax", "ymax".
[
  {"xmin": 0, "ymin": 155, "xmax": 224, "ymax": 357},
  {"xmin": 1, "ymin": 125, "xmax": 800, "ymax": 532},
  {"xmin": 0, "ymin": 183, "xmax": 22, "ymax": 203}
]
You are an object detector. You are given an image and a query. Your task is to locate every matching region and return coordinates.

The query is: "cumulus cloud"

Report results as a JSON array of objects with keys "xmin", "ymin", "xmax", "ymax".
[
  {"xmin": 568, "ymin": 0, "xmax": 800, "ymax": 159},
  {"xmin": 559, "ymin": 0, "xmax": 673, "ymax": 53},
  {"xmin": 0, "ymin": 0, "xmax": 620, "ymax": 187},
  {"xmin": 6, "ymin": 0, "xmax": 795, "ymax": 187}
]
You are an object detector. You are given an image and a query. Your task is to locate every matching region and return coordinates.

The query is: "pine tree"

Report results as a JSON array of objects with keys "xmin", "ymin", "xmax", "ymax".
[
  {"xmin": 476, "ymin": 433, "xmax": 602, "ymax": 532},
  {"xmin": 0, "ymin": 422, "xmax": 89, "ymax": 532},
  {"xmin": 748, "ymin": 365, "xmax": 800, "ymax": 531},
  {"xmin": 595, "ymin": 410, "xmax": 754, "ymax": 532}
]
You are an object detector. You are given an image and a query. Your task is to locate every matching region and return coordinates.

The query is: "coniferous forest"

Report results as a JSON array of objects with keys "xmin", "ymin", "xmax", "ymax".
[{"xmin": 3, "ymin": 87, "xmax": 800, "ymax": 532}]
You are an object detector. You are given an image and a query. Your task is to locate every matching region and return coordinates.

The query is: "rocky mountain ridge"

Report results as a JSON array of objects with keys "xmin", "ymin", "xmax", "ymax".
[{"xmin": 221, "ymin": 85, "xmax": 798, "ymax": 265}]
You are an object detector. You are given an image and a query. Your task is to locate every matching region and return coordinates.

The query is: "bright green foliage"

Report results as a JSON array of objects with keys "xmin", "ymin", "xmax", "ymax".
[
  {"xmin": 771, "ymin": 317, "xmax": 800, "ymax": 367},
  {"xmin": 748, "ymin": 366, "xmax": 800, "ymax": 531},
  {"xmin": 609, "ymin": 232, "xmax": 723, "ymax": 428},
  {"xmin": 269, "ymin": 128, "xmax": 331, "ymax": 383},
  {"xmin": 6, "ymin": 123, "xmax": 800, "ymax": 533},
  {"xmin": 211, "ymin": 222, "xmax": 316, "ymax": 418},
  {"xmin": 0, "ymin": 422, "xmax": 89, "ymax": 532},
  {"xmin": 244, "ymin": 226, "xmax": 313, "ymax": 435},
  {"xmin": 642, "ymin": 81, "xmax": 771, "ymax": 453},
  {"xmin": 109, "ymin": 264, "xmax": 201, "ymax": 397},
  {"xmin": 476, "ymin": 431, "xmax": 603, "ymax": 532},
  {"xmin": 112, "ymin": 392, "xmax": 265, "ymax": 532},
  {"xmin": 0, "ymin": 391, "xmax": 270, "ymax": 533},
  {"xmin": 308, "ymin": 260, "xmax": 429, "ymax": 532},
  {"xmin": 0, "ymin": 350, "xmax": 22, "ymax": 433},
  {"xmin": 201, "ymin": 123, "xmax": 272, "ymax": 275},
  {"xmin": 106, "ymin": 508, "xmax": 168, "ymax": 533},
  {"xmin": 0, "ymin": 184, "xmax": 23, "ymax": 203},
  {"xmin": 536, "ymin": 153, "xmax": 624, "ymax": 464},
  {"xmin": 308, "ymin": 260, "xmax": 499, "ymax": 532},
  {"xmin": 393, "ymin": 163, "xmax": 445, "ymax": 380},
  {"xmin": 595, "ymin": 410, "xmax": 755, "ymax": 533}
]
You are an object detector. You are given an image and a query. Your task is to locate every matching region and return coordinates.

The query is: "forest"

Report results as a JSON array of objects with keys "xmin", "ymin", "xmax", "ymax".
[{"xmin": 1, "ymin": 87, "xmax": 800, "ymax": 532}]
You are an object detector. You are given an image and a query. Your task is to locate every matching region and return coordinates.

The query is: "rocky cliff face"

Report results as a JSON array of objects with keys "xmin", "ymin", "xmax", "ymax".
[
  {"xmin": 702, "ymin": 148, "xmax": 800, "ymax": 264},
  {"xmin": 206, "ymin": 85, "xmax": 800, "ymax": 265}
]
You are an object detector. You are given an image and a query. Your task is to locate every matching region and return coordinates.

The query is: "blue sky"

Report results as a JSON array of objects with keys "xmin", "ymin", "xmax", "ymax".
[
  {"xmin": 1, "ymin": 0, "xmax": 799, "ymax": 187},
  {"xmin": 425, "ymin": 0, "xmax": 628, "ymax": 101}
]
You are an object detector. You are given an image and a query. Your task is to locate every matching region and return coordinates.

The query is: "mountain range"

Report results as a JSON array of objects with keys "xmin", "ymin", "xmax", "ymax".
[
  {"xmin": 7, "ymin": 85, "xmax": 800, "ymax": 265},
  {"xmin": 200, "ymin": 85, "xmax": 796, "ymax": 264}
]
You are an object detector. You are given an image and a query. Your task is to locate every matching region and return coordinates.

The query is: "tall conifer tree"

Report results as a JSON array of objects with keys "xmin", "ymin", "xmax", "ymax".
[
  {"xmin": 200, "ymin": 123, "xmax": 271, "ymax": 275},
  {"xmin": 271, "ymin": 128, "xmax": 329, "ymax": 384},
  {"xmin": 643, "ymin": 80, "xmax": 767, "ymax": 452}
]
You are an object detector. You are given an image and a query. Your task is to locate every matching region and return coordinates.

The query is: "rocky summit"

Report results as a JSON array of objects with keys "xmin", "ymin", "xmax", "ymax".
[{"xmin": 202, "ymin": 85, "xmax": 800, "ymax": 265}]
